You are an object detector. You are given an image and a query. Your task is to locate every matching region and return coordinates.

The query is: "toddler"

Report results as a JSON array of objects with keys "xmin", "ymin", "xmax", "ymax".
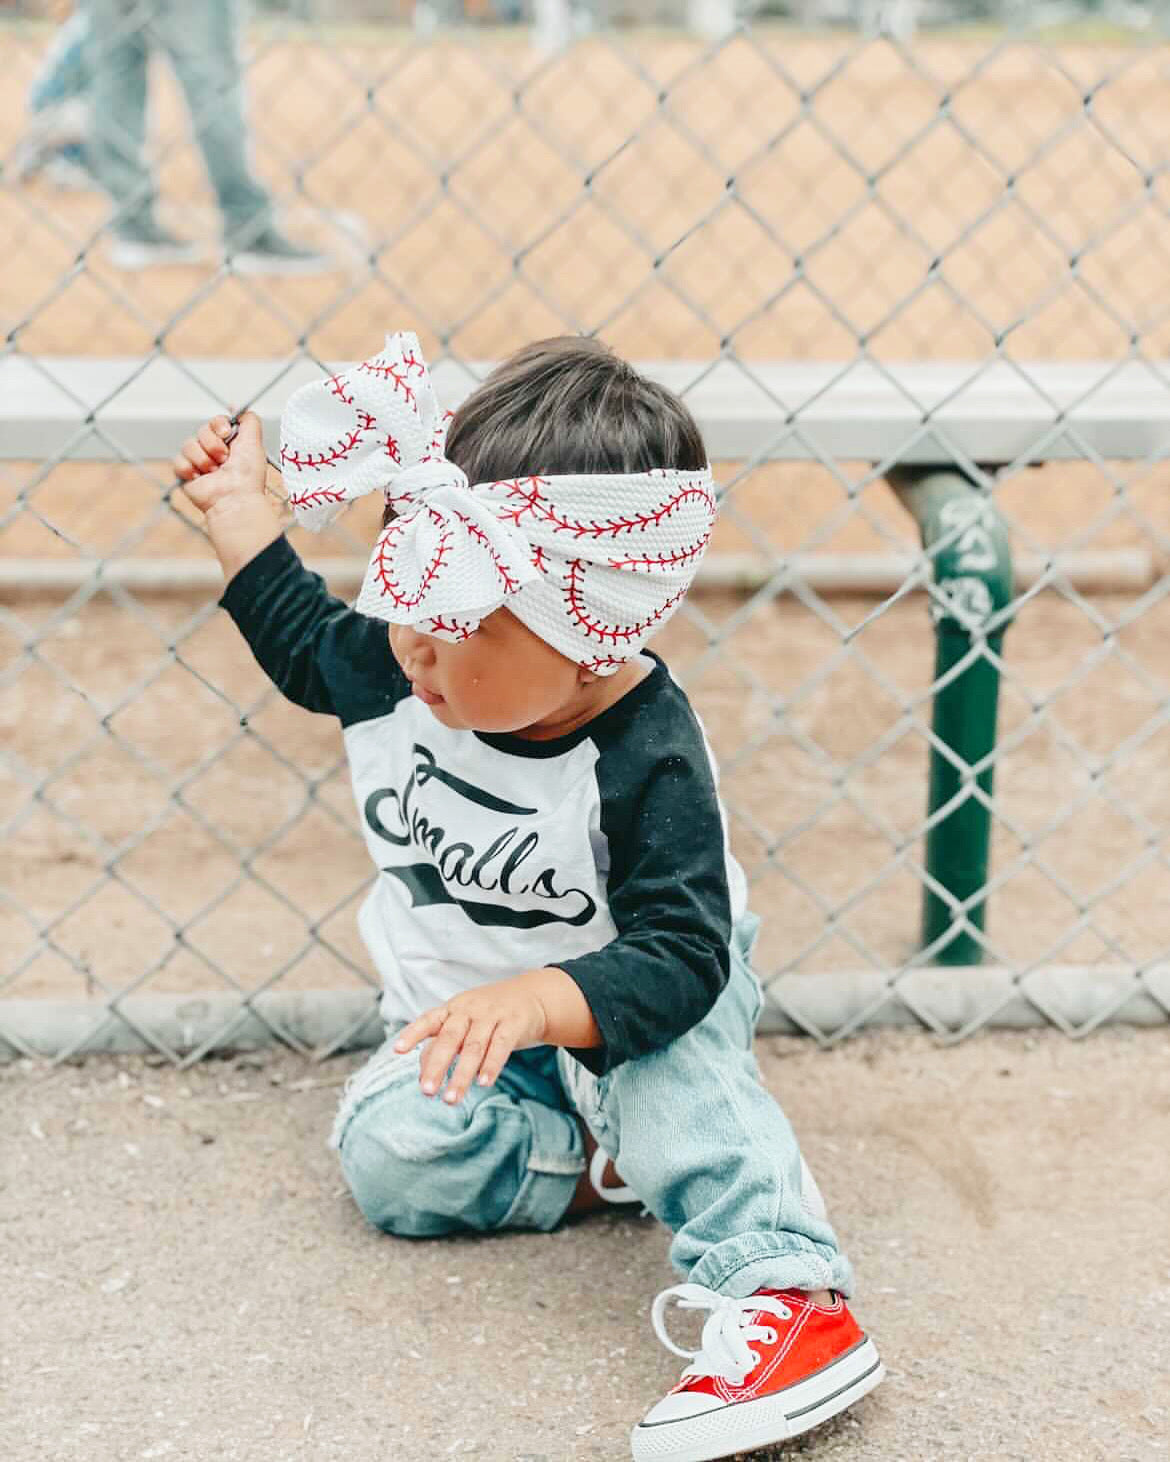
[{"xmin": 175, "ymin": 332, "xmax": 883, "ymax": 1461}]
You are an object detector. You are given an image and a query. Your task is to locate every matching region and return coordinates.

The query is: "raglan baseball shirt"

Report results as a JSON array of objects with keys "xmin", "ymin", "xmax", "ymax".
[{"xmin": 221, "ymin": 535, "xmax": 750, "ymax": 1077}]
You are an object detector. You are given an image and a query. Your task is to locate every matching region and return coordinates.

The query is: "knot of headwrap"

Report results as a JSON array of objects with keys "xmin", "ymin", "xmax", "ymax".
[{"xmin": 278, "ymin": 331, "xmax": 717, "ymax": 673}]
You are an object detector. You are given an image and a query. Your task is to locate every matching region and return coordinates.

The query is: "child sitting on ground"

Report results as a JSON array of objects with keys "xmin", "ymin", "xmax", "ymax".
[{"xmin": 175, "ymin": 331, "xmax": 883, "ymax": 1462}]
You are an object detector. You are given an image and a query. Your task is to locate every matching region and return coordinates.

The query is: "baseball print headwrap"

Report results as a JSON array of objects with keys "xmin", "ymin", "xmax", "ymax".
[{"xmin": 279, "ymin": 332, "xmax": 717, "ymax": 674}]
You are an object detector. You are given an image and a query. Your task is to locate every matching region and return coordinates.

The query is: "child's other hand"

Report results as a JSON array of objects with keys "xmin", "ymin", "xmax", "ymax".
[
  {"xmin": 174, "ymin": 411, "xmax": 269, "ymax": 516},
  {"xmin": 393, "ymin": 977, "xmax": 549, "ymax": 1105}
]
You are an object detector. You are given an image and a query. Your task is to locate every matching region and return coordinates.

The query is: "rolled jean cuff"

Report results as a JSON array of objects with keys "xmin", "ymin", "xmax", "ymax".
[
  {"xmin": 690, "ymin": 1232, "xmax": 854, "ymax": 1300},
  {"xmin": 497, "ymin": 1098, "xmax": 586, "ymax": 1233}
]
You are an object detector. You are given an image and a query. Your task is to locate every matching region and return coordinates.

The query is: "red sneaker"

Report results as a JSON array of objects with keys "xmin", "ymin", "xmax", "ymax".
[{"xmin": 630, "ymin": 1284, "xmax": 883, "ymax": 1461}]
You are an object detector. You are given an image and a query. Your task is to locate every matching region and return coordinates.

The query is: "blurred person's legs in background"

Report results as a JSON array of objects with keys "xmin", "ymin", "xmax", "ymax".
[
  {"xmin": 13, "ymin": 11, "xmax": 97, "ymax": 188},
  {"xmin": 85, "ymin": 0, "xmax": 198, "ymax": 262},
  {"xmin": 85, "ymin": 0, "xmax": 329, "ymax": 271}
]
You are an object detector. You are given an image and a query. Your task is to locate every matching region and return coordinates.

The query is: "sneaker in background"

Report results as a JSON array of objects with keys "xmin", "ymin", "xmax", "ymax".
[
  {"xmin": 109, "ymin": 220, "xmax": 203, "ymax": 270},
  {"xmin": 224, "ymin": 226, "xmax": 332, "ymax": 276},
  {"xmin": 42, "ymin": 144, "xmax": 100, "ymax": 192}
]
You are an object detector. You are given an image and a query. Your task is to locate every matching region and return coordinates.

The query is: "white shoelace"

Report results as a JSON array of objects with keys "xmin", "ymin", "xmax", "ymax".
[{"xmin": 650, "ymin": 1284, "xmax": 794, "ymax": 1383}]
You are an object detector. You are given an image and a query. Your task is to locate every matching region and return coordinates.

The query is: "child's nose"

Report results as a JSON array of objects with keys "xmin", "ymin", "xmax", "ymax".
[{"xmin": 389, "ymin": 624, "xmax": 435, "ymax": 673}]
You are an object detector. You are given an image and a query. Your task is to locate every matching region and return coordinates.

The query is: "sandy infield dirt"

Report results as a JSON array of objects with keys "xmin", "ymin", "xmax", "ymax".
[{"xmin": 5, "ymin": 1024, "xmax": 1169, "ymax": 1462}]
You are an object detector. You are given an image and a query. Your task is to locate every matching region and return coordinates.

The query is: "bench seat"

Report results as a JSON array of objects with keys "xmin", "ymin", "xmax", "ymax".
[{"xmin": 4, "ymin": 355, "xmax": 1170, "ymax": 465}]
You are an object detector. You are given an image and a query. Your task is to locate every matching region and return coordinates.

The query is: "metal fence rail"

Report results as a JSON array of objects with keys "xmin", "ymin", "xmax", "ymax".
[{"xmin": 2, "ymin": 5, "xmax": 1169, "ymax": 1060}]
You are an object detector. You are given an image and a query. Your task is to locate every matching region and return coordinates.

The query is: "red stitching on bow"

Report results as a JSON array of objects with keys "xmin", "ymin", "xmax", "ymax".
[
  {"xmin": 452, "ymin": 510, "xmax": 521, "ymax": 594},
  {"xmin": 421, "ymin": 412, "xmax": 455, "ymax": 462},
  {"xmin": 498, "ymin": 479, "xmax": 714, "ymax": 540},
  {"xmin": 386, "ymin": 434, "xmax": 401, "ymax": 465},
  {"xmin": 401, "ymin": 348, "xmax": 426, "ymax": 377},
  {"xmin": 370, "ymin": 508, "xmax": 452, "ymax": 609},
  {"xmin": 531, "ymin": 544, "xmax": 549, "ymax": 575},
  {"xmin": 287, "ymin": 486, "xmax": 347, "ymax": 511},
  {"xmin": 281, "ymin": 409, "xmax": 376, "ymax": 473},
  {"xmin": 327, "ymin": 373, "xmax": 354, "ymax": 405},
  {"xmin": 607, "ymin": 535, "xmax": 711, "ymax": 572},
  {"xmin": 427, "ymin": 615, "xmax": 474, "ymax": 641},
  {"xmin": 563, "ymin": 559, "xmax": 686, "ymax": 644},
  {"xmin": 357, "ymin": 359, "xmax": 418, "ymax": 412},
  {"xmin": 582, "ymin": 654, "xmax": 630, "ymax": 672},
  {"xmin": 492, "ymin": 476, "xmax": 550, "ymax": 523}
]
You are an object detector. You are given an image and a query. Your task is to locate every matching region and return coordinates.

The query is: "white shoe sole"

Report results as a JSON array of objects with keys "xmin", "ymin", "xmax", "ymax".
[
  {"xmin": 109, "ymin": 241, "xmax": 204, "ymax": 270},
  {"xmin": 630, "ymin": 1337, "xmax": 884, "ymax": 1462},
  {"xmin": 589, "ymin": 1145, "xmax": 640, "ymax": 1204},
  {"xmin": 226, "ymin": 251, "xmax": 333, "ymax": 277}
]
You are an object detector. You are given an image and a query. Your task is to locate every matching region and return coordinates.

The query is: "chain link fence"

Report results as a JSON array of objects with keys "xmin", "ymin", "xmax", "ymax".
[{"xmin": 3, "ymin": 2, "xmax": 1169, "ymax": 1061}]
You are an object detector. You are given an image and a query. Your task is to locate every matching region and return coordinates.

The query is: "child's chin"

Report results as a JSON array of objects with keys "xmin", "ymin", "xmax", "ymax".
[{"xmin": 423, "ymin": 700, "xmax": 467, "ymax": 730}]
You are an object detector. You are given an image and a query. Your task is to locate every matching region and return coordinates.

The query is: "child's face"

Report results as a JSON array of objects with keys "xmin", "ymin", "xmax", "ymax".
[{"xmin": 388, "ymin": 609, "xmax": 594, "ymax": 736}]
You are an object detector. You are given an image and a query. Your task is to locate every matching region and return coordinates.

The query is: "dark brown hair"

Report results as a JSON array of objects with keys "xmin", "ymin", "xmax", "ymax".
[{"xmin": 383, "ymin": 336, "xmax": 707, "ymax": 526}]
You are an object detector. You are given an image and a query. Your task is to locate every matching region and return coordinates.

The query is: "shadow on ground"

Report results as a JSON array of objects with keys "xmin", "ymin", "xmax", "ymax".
[{"xmin": 5, "ymin": 1025, "xmax": 1169, "ymax": 1461}]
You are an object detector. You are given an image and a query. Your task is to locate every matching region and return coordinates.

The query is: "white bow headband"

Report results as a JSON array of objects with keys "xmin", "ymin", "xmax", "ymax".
[{"xmin": 279, "ymin": 332, "xmax": 717, "ymax": 674}]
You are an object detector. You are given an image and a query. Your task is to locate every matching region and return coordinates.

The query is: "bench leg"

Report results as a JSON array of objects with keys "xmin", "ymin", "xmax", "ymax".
[{"xmin": 887, "ymin": 465, "xmax": 1014, "ymax": 966}]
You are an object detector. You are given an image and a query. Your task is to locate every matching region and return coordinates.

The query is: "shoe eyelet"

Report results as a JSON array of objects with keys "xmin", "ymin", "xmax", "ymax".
[
  {"xmin": 747, "ymin": 1349, "xmax": 760, "ymax": 1367},
  {"xmin": 762, "ymin": 1327, "xmax": 778, "ymax": 1344}
]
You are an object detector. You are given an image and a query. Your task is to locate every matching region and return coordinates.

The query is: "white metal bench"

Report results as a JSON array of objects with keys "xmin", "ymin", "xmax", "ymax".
[{"xmin": 5, "ymin": 354, "xmax": 1170, "ymax": 466}]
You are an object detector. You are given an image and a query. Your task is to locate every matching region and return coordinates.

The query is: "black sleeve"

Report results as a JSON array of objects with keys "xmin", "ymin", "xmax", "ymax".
[
  {"xmin": 219, "ymin": 535, "xmax": 408, "ymax": 726},
  {"xmin": 556, "ymin": 700, "xmax": 733, "ymax": 1077}
]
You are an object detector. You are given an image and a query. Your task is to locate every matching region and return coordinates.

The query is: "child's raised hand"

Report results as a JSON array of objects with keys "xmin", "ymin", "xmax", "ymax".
[
  {"xmin": 392, "ymin": 976, "xmax": 550, "ymax": 1105},
  {"xmin": 174, "ymin": 411, "xmax": 269, "ymax": 516}
]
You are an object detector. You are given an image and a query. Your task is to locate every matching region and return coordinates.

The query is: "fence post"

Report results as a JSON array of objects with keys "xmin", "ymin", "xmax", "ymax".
[{"xmin": 887, "ymin": 465, "xmax": 1014, "ymax": 965}]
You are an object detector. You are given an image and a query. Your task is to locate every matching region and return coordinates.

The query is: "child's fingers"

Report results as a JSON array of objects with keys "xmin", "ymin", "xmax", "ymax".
[
  {"xmin": 197, "ymin": 421, "xmax": 230, "ymax": 464},
  {"xmin": 210, "ymin": 415, "xmax": 234, "ymax": 441},
  {"xmin": 179, "ymin": 435, "xmax": 215, "ymax": 475},
  {"xmin": 418, "ymin": 1013, "xmax": 471, "ymax": 1096},
  {"xmin": 441, "ymin": 1022, "xmax": 498, "ymax": 1105},
  {"xmin": 219, "ymin": 411, "xmax": 269, "ymax": 490},
  {"xmin": 475, "ymin": 1025, "xmax": 519, "ymax": 1089},
  {"xmin": 173, "ymin": 452, "xmax": 198, "ymax": 482},
  {"xmin": 392, "ymin": 1005, "xmax": 446, "ymax": 1055}
]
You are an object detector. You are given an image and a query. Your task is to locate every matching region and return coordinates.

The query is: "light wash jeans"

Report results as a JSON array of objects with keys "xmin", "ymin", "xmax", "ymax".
[
  {"xmin": 332, "ymin": 919, "xmax": 853, "ymax": 1300},
  {"xmin": 83, "ymin": 0, "xmax": 271, "ymax": 237},
  {"xmin": 30, "ymin": 14, "xmax": 90, "ymax": 113},
  {"xmin": 25, "ymin": 15, "xmax": 91, "ymax": 171}
]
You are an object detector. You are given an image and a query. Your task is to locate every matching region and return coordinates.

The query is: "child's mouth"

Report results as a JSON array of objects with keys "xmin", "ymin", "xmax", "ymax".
[{"xmin": 412, "ymin": 682, "xmax": 444, "ymax": 707}]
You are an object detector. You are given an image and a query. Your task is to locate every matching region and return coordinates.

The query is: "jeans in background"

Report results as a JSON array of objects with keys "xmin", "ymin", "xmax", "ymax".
[
  {"xmin": 27, "ymin": 12, "xmax": 91, "ymax": 170},
  {"xmin": 84, "ymin": 0, "xmax": 272, "ymax": 238}
]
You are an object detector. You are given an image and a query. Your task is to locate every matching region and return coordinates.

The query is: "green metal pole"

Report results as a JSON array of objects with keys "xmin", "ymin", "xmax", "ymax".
[{"xmin": 888, "ymin": 466, "xmax": 1014, "ymax": 966}]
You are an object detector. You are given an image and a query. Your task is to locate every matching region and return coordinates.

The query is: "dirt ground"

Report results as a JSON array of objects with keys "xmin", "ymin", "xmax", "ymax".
[{"xmin": 5, "ymin": 1023, "xmax": 1170, "ymax": 1462}]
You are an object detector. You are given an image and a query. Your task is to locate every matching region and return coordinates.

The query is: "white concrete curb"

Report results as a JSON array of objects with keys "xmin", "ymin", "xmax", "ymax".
[{"xmin": 2, "ymin": 964, "xmax": 1166, "ymax": 1061}]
